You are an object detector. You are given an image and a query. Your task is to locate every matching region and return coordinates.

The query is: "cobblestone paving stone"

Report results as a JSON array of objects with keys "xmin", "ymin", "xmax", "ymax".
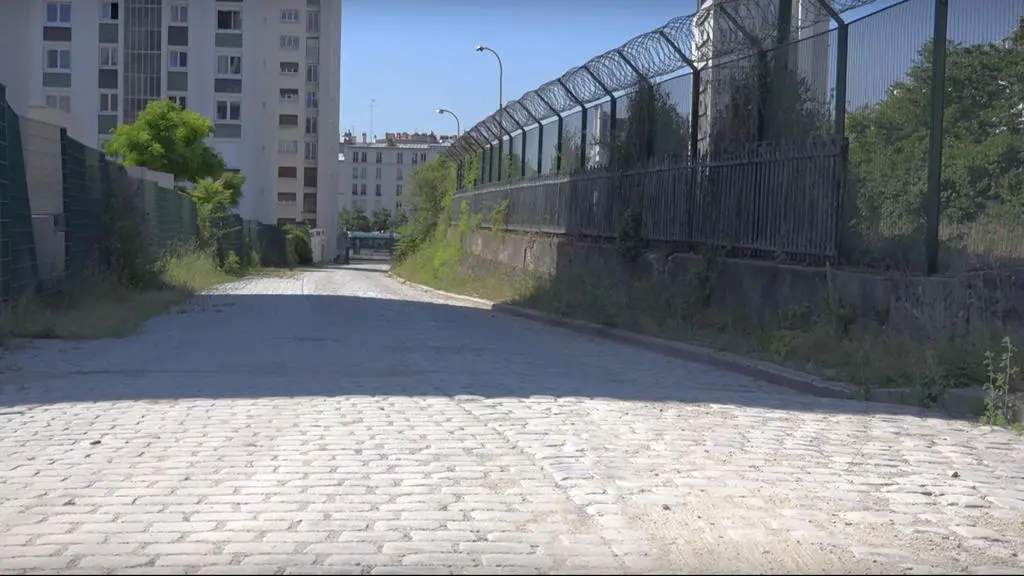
[{"xmin": 0, "ymin": 264, "xmax": 1022, "ymax": 574}]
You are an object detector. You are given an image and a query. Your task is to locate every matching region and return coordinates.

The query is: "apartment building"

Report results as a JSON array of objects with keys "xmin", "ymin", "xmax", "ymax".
[
  {"xmin": 338, "ymin": 131, "xmax": 451, "ymax": 217},
  {"xmin": 0, "ymin": 0, "xmax": 341, "ymax": 255}
]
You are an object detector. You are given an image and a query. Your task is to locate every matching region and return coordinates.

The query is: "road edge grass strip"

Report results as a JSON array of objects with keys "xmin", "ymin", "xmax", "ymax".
[
  {"xmin": 387, "ymin": 272, "xmax": 863, "ymax": 402},
  {"xmin": 0, "ymin": 248, "xmax": 246, "ymax": 342}
]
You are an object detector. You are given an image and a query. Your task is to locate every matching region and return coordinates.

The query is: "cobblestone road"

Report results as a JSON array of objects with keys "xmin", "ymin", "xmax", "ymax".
[{"xmin": 1, "ymin": 264, "xmax": 1022, "ymax": 574}]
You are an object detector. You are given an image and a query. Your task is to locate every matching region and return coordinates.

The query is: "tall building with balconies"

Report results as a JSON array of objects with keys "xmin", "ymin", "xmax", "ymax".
[{"xmin": 0, "ymin": 0, "xmax": 341, "ymax": 255}]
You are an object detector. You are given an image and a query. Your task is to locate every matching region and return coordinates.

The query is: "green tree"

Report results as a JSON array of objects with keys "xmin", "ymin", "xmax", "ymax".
[
  {"xmin": 371, "ymin": 207, "xmax": 393, "ymax": 231},
  {"xmin": 389, "ymin": 208, "xmax": 409, "ymax": 231},
  {"xmin": 393, "ymin": 157, "xmax": 458, "ymax": 261},
  {"xmin": 339, "ymin": 206, "xmax": 371, "ymax": 232},
  {"xmin": 193, "ymin": 173, "xmax": 246, "ymax": 250},
  {"xmin": 846, "ymin": 18, "xmax": 1024, "ymax": 252},
  {"xmin": 103, "ymin": 99, "xmax": 225, "ymax": 185}
]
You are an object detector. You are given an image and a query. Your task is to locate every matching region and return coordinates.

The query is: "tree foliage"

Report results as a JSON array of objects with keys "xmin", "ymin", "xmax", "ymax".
[
  {"xmin": 393, "ymin": 157, "xmax": 460, "ymax": 262},
  {"xmin": 371, "ymin": 207, "xmax": 393, "ymax": 232},
  {"xmin": 339, "ymin": 206, "xmax": 371, "ymax": 232},
  {"xmin": 103, "ymin": 99, "xmax": 225, "ymax": 184},
  {"xmin": 846, "ymin": 18, "xmax": 1024, "ymax": 246}
]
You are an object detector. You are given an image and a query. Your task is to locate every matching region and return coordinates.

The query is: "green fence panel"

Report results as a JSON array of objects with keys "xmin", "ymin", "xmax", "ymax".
[{"xmin": 1, "ymin": 89, "xmax": 39, "ymax": 303}]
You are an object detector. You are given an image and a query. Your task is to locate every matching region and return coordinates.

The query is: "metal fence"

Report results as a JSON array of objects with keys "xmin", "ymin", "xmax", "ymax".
[
  {"xmin": 0, "ymin": 83, "xmax": 286, "ymax": 305},
  {"xmin": 446, "ymin": 0, "xmax": 1024, "ymax": 275},
  {"xmin": 455, "ymin": 137, "xmax": 846, "ymax": 263}
]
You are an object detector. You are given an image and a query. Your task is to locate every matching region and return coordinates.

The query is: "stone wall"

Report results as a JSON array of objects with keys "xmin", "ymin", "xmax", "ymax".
[{"xmin": 463, "ymin": 229, "xmax": 1024, "ymax": 342}]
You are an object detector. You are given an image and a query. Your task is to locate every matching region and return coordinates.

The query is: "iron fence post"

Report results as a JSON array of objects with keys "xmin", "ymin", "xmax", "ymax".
[{"xmin": 925, "ymin": 0, "xmax": 949, "ymax": 275}]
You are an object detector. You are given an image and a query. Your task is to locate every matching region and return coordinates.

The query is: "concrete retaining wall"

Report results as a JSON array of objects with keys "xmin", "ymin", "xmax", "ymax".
[{"xmin": 463, "ymin": 229, "xmax": 1024, "ymax": 342}]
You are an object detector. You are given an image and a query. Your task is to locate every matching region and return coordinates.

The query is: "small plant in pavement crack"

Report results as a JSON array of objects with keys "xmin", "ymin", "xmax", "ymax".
[{"xmin": 981, "ymin": 337, "xmax": 1020, "ymax": 428}]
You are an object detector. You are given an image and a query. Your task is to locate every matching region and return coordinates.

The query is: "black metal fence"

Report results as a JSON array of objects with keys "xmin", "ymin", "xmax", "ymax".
[
  {"xmin": 446, "ymin": 0, "xmax": 1024, "ymax": 275},
  {"xmin": 455, "ymin": 137, "xmax": 846, "ymax": 264}
]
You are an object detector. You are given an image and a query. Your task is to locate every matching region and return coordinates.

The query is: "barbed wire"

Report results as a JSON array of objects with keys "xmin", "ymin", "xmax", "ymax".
[{"xmin": 452, "ymin": 0, "xmax": 878, "ymax": 157}]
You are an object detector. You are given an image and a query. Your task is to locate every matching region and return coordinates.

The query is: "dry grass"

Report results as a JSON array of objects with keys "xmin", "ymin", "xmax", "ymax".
[
  {"xmin": 0, "ymin": 249, "xmax": 237, "ymax": 341},
  {"xmin": 392, "ymin": 231, "xmax": 1010, "ymax": 400}
]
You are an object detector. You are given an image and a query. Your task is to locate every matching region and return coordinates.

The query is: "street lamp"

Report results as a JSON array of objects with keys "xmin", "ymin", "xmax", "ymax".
[
  {"xmin": 436, "ymin": 108, "xmax": 461, "ymax": 136},
  {"xmin": 474, "ymin": 45, "xmax": 503, "ymax": 115}
]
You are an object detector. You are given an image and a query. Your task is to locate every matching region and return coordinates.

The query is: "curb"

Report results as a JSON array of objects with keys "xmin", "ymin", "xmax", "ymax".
[{"xmin": 388, "ymin": 273, "xmax": 859, "ymax": 401}]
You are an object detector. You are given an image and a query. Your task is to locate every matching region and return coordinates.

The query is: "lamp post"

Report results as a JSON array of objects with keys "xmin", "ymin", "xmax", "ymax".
[
  {"xmin": 436, "ymin": 108, "xmax": 461, "ymax": 136},
  {"xmin": 476, "ymin": 45, "xmax": 504, "ymax": 179},
  {"xmin": 475, "ymin": 45, "xmax": 503, "ymax": 114}
]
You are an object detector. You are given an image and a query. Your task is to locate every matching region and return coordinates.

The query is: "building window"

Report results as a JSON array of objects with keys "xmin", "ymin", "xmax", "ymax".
[
  {"xmin": 396, "ymin": 168, "xmax": 403, "ymax": 181},
  {"xmin": 351, "ymin": 166, "xmax": 358, "ymax": 179},
  {"xmin": 278, "ymin": 192, "xmax": 297, "ymax": 203},
  {"xmin": 99, "ymin": 92, "xmax": 118, "ymax": 112},
  {"xmin": 304, "ymin": 141, "xmax": 318, "ymax": 161},
  {"xmin": 306, "ymin": 38, "xmax": 320, "ymax": 62},
  {"xmin": 303, "ymin": 167, "xmax": 318, "ymax": 187},
  {"xmin": 280, "ymin": 62, "xmax": 299, "ymax": 74},
  {"xmin": 168, "ymin": 50, "xmax": 188, "ymax": 70},
  {"xmin": 361, "ymin": 152, "xmax": 367, "ymax": 163},
  {"xmin": 279, "ymin": 114, "xmax": 299, "ymax": 127},
  {"xmin": 375, "ymin": 152, "xmax": 382, "ymax": 164},
  {"xmin": 351, "ymin": 183, "xmax": 358, "ymax": 195},
  {"xmin": 278, "ymin": 139, "xmax": 298, "ymax": 154},
  {"xmin": 100, "ymin": 1, "xmax": 119, "ymax": 21},
  {"xmin": 396, "ymin": 152, "xmax": 404, "ymax": 164},
  {"xmin": 168, "ymin": 95, "xmax": 187, "ymax": 109},
  {"xmin": 420, "ymin": 153, "xmax": 427, "ymax": 163},
  {"xmin": 360, "ymin": 166, "xmax": 366, "ymax": 180},
  {"xmin": 280, "ymin": 9, "xmax": 300, "ymax": 22},
  {"xmin": 279, "ymin": 88, "xmax": 299, "ymax": 101},
  {"xmin": 44, "ymin": 93, "xmax": 71, "ymax": 113},
  {"xmin": 44, "ymin": 47, "xmax": 71, "ymax": 71},
  {"xmin": 278, "ymin": 166, "xmax": 297, "ymax": 179},
  {"xmin": 375, "ymin": 167, "xmax": 382, "ymax": 180},
  {"xmin": 305, "ymin": 116, "xmax": 317, "ymax": 135},
  {"xmin": 375, "ymin": 184, "xmax": 382, "ymax": 197},
  {"xmin": 216, "ymin": 100, "xmax": 241, "ymax": 122},
  {"xmin": 45, "ymin": 2, "xmax": 71, "ymax": 25},
  {"xmin": 306, "ymin": 10, "xmax": 320, "ymax": 33},
  {"xmin": 217, "ymin": 9, "xmax": 242, "ymax": 31},
  {"xmin": 170, "ymin": 3, "xmax": 188, "ymax": 23},
  {"xmin": 411, "ymin": 153, "xmax": 418, "ymax": 165},
  {"xmin": 360, "ymin": 184, "xmax": 366, "ymax": 196},
  {"xmin": 306, "ymin": 63, "xmax": 319, "ymax": 84},
  {"xmin": 99, "ymin": 46, "xmax": 118, "ymax": 68},
  {"xmin": 280, "ymin": 35, "xmax": 300, "ymax": 50},
  {"xmin": 305, "ymin": 91, "xmax": 318, "ymax": 109},
  {"xmin": 216, "ymin": 54, "xmax": 242, "ymax": 76},
  {"xmin": 396, "ymin": 184, "xmax": 403, "ymax": 196}
]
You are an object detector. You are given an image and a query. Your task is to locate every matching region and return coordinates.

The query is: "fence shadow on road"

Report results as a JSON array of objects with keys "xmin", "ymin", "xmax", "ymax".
[{"xmin": 0, "ymin": 292, "xmax": 966, "ymax": 423}]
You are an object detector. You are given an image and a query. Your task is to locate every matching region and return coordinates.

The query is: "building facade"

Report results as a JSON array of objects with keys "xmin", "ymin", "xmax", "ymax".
[
  {"xmin": 338, "ymin": 132, "xmax": 451, "ymax": 218},
  {"xmin": 0, "ymin": 0, "xmax": 341, "ymax": 249}
]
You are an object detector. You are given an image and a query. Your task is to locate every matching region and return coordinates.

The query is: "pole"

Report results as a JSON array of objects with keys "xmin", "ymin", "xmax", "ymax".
[
  {"xmin": 369, "ymin": 99, "xmax": 376, "ymax": 142},
  {"xmin": 924, "ymin": 0, "xmax": 948, "ymax": 276}
]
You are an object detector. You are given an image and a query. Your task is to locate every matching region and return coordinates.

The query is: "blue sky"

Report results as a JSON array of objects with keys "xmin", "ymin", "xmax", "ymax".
[{"xmin": 338, "ymin": 0, "xmax": 1022, "ymax": 140}]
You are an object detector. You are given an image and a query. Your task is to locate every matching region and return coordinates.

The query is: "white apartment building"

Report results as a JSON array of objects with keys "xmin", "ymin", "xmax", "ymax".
[
  {"xmin": 0, "ymin": 0, "xmax": 342, "ymax": 255},
  {"xmin": 338, "ymin": 132, "xmax": 450, "ymax": 217}
]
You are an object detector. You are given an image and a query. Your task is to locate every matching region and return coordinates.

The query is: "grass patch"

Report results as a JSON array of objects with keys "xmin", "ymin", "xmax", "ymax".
[
  {"xmin": 1, "ymin": 247, "xmax": 239, "ymax": 341},
  {"xmin": 392, "ymin": 227, "xmax": 1019, "ymax": 408}
]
